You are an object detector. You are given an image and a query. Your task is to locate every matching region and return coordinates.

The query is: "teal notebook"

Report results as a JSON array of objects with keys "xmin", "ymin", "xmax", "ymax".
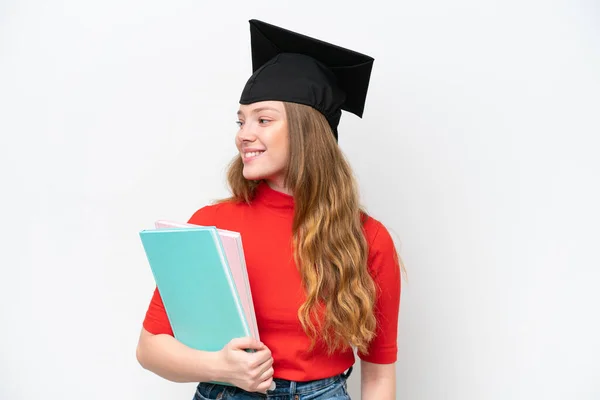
[{"xmin": 139, "ymin": 227, "xmax": 251, "ymax": 352}]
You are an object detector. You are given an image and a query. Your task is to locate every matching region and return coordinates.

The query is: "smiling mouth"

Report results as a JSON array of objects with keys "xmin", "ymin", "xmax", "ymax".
[{"xmin": 243, "ymin": 151, "xmax": 265, "ymax": 160}]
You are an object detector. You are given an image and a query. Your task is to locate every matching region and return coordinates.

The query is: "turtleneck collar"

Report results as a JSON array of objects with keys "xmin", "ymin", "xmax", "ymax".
[{"xmin": 254, "ymin": 181, "xmax": 295, "ymax": 211}]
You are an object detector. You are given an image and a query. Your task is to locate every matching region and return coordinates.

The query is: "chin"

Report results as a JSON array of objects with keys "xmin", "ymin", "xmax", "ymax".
[
  {"xmin": 243, "ymin": 165, "xmax": 284, "ymax": 183},
  {"xmin": 242, "ymin": 169, "xmax": 265, "ymax": 181}
]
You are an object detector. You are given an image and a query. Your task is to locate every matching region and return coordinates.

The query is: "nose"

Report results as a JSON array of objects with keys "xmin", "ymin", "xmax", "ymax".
[{"xmin": 236, "ymin": 123, "xmax": 257, "ymax": 144}]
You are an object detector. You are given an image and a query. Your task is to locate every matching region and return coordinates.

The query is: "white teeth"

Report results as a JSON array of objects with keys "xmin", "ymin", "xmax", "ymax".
[{"xmin": 244, "ymin": 151, "xmax": 264, "ymax": 158}]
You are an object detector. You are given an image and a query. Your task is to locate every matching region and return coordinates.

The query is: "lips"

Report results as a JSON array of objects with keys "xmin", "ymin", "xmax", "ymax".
[{"xmin": 242, "ymin": 150, "xmax": 265, "ymax": 162}]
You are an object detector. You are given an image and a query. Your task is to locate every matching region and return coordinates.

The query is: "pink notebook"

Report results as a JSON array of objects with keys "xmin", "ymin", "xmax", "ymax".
[{"xmin": 154, "ymin": 220, "xmax": 259, "ymax": 340}]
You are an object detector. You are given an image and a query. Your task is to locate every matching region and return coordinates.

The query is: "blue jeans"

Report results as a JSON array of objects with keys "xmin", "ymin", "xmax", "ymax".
[{"xmin": 193, "ymin": 367, "xmax": 353, "ymax": 400}]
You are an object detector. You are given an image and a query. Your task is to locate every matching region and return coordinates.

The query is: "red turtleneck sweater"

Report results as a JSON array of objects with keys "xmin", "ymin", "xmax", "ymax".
[{"xmin": 142, "ymin": 183, "xmax": 401, "ymax": 381}]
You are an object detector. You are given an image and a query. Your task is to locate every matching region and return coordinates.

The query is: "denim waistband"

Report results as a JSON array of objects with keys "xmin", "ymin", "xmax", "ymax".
[
  {"xmin": 196, "ymin": 366, "xmax": 353, "ymax": 399},
  {"xmin": 267, "ymin": 366, "xmax": 353, "ymax": 395}
]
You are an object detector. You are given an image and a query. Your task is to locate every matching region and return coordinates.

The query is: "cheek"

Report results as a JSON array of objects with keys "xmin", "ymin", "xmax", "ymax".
[
  {"xmin": 273, "ymin": 127, "xmax": 289, "ymax": 158},
  {"xmin": 280, "ymin": 138, "xmax": 290, "ymax": 163}
]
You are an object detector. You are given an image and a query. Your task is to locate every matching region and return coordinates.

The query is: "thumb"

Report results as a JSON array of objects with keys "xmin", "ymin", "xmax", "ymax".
[{"xmin": 228, "ymin": 337, "xmax": 264, "ymax": 351}]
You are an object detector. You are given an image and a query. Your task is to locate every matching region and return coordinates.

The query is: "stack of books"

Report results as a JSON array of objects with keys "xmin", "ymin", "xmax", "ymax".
[{"xmin": 139, "ymin": 220, "xmax": 259, "ymax": 352}]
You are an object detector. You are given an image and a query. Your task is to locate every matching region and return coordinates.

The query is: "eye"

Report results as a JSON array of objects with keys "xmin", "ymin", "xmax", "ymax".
[
  {"xmin": 258, "ymin": 118, "xmax": 270, "ymax": 124},
  {"xmin": 235, "ymin": 120, "xmax": 244, "ymax": 127}
]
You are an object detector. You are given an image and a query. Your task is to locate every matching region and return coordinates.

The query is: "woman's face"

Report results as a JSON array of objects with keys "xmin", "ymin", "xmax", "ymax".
[{"xmin": 235, "ymin": 101, "xmax": 290, "ymax": 192}]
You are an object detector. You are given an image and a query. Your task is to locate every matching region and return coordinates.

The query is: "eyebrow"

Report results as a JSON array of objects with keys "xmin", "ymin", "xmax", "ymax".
[{"xmin": 237, "ymin": 107, "xmax": 281, "ymax": 116}]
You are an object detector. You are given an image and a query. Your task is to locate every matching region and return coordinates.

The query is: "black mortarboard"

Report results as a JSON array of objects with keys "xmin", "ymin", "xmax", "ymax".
[{"xmin": 239, "ymin": 19, "xmax": 375, "ymax": 141}]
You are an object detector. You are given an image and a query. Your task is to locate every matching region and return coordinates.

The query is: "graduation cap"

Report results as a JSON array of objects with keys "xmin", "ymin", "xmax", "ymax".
[{"xmin": 239, "ymin": 19, "xmax": 375, "ymax": 141}]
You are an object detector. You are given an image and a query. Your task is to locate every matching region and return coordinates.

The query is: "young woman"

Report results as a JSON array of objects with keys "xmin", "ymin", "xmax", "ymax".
[{"xmin": 136, "ymin": 20, "xmax": 402, "ymax": 400}]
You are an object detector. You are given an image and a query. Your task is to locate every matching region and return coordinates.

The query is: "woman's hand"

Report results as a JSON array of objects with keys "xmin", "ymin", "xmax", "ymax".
[{"xmin": 216, "ymin": 337, "xmax": 275, "ymax": 393}]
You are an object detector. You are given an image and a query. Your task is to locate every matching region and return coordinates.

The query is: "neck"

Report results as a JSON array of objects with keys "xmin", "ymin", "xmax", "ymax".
[{"xmin": 266, "ymin": 178, "xmax": 293, "ymax": 196}]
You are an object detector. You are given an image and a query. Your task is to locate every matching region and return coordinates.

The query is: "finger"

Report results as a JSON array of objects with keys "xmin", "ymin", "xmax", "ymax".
[
  {"xmin": 256, "ymin": 375, "xmax": 274, "ymax": 394},
  {"xmin": 250, "ymin": 348, "xmax": 272, "ymax": 365},
  {"xmin": 256, "ymin": 356, "xmax": 274, "ymax": 376},
  {"xmin": 230, "ymin": 337, "xmax": 264, "ymax": 351},
  {"xmin": 259, "ymin": 366, "xmax": 274, "ymax": 381}
]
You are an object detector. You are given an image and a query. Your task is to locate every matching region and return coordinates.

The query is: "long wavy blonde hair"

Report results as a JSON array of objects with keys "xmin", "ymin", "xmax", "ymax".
[{"xmin": 221, "ymin": 102, "xmax": 379, "ymax": 355}]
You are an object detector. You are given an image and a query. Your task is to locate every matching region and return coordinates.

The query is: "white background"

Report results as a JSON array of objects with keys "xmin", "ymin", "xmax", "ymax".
[{"xmin": 1, "ymin": 0, "xmax": 599, "ymax": 399}]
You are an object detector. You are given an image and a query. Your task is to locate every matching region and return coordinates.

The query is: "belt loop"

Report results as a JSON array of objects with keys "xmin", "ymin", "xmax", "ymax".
[{"xmin": 342, "ymin": 366, "xmax": 353, "ymax": 379}]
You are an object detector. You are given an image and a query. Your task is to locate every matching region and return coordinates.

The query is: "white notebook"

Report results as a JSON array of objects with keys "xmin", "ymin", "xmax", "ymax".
[{"xmin": 154, "ymin": 220, "xmax": 259, "ymax": 340}]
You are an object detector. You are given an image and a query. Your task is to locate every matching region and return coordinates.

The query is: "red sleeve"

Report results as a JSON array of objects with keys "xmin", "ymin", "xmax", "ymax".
[
  {"xmin": 187, "ymin": 203, "xmax": 221, "ymax": 226},
  {"xmin": 142, "ymin": 286, "xmax": 173, "ymax": 335},
  {"xmin": 357, "ymin": 221, "xmax": 402, "ymax": 364},
  {"xmin": 141, "ymin": 205, "xmax": 219, "ymax": 335}
]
